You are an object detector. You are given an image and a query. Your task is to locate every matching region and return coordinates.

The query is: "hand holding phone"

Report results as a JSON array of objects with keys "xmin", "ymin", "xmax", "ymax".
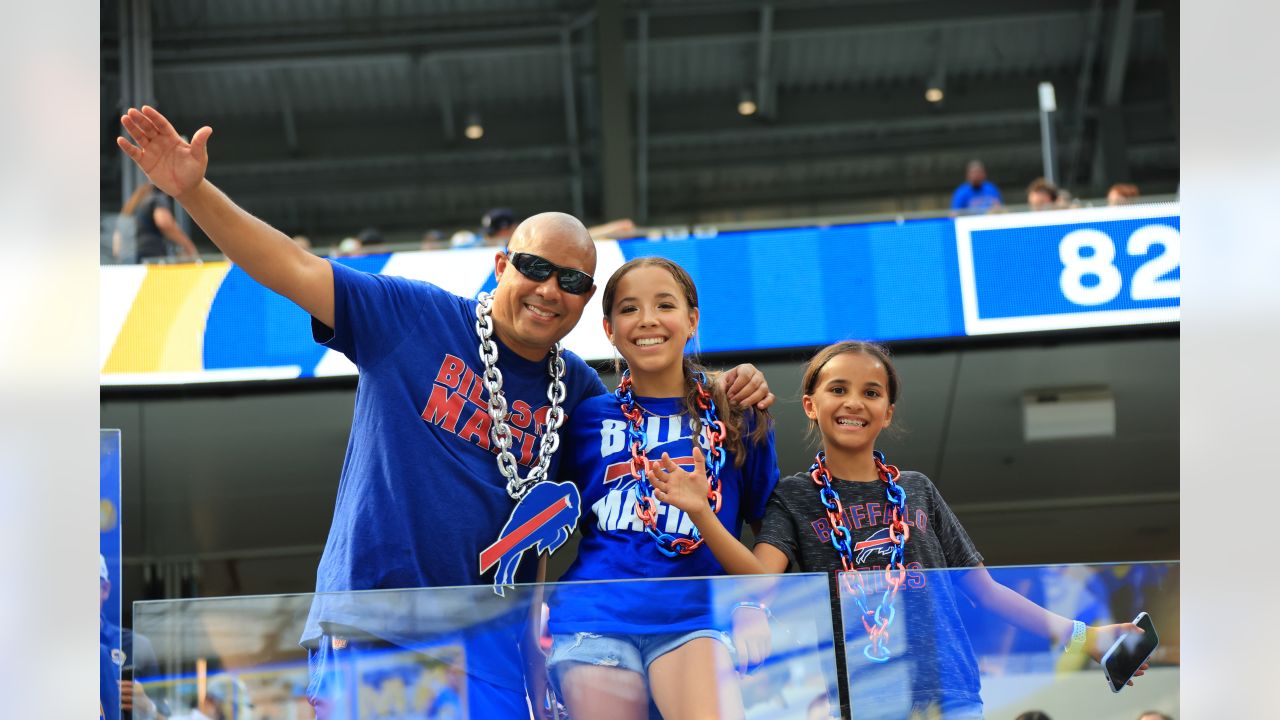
[{"xmin": 1101, "ymin": 612, "xmax": 1159, "ymax": 693}]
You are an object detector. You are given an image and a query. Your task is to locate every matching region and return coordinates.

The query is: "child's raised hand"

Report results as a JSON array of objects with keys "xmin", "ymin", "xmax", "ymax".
[
  {"xmin": 1086, "ymin": 622, "xmax": 1151, "ymax": 685},
  {"xmin": 650, "ymin": 446, "xmax": 713, "ymax": 519}
]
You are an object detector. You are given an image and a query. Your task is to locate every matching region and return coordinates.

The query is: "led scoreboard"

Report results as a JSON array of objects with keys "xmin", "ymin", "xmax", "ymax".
[
  {"xmin": 954, "ymin": 204, "xmax": 1180, "ymax": 335},
  {"xmin": 100, "ymin": 204, "xmax": 1180, "ymax": 385}
]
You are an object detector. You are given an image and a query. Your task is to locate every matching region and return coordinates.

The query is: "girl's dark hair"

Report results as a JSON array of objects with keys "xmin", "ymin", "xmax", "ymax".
[
  {"xmin": 601, "ymin": 257, "xmax": 770, "ymax": 466},
  {"xmin": 800, "ymin": 340, "xmax": 900, "ymax": 438}
]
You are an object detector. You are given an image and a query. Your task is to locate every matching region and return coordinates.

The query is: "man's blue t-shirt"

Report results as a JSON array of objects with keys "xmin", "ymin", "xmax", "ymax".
[
  {"xmin": 549, "ymin": 394, "xmax": 778, "ymax": 635},
  {"xmin": 303, "ymin": 261, "xmax": 606, "ymax": 647},
  {"xmin": 950, "ymin": 181, "xmax": 1003, "ymax": 212}
]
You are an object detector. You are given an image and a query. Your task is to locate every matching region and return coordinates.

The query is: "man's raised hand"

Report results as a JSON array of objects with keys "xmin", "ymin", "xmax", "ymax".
[
  {"xmin": 118, "ymin": 106, "xmax": 212, "ymax": 200},
  {"xmin": 118, "ymin": 106, "xmax": 335, "ymax": 327}
]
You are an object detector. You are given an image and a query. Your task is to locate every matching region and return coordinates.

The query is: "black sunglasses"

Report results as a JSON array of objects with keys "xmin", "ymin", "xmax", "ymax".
[{"xmin": 507, "ymin": 252, "xmax": 594, "ymax": 295}]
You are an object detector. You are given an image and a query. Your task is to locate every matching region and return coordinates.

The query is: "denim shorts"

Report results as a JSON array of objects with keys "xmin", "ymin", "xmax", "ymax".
[{"xmin": 547, "ymin": 629, "xmax": 734, "ymax": 695}]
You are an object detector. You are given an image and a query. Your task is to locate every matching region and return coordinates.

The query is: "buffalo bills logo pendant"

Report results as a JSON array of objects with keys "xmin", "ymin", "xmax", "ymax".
[{"xmin": 480, "ymin": 481, "xmax": 581, "ymax": 596}]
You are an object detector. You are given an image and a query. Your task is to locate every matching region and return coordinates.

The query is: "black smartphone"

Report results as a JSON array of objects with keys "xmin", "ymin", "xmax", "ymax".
[
  {"xmin": 1101, "ymin": 611, "xmax": 1159, "ymax": 693},
  {"xmin": 120, "ymin": 664, "xmax": 133, "ymax": 719}
]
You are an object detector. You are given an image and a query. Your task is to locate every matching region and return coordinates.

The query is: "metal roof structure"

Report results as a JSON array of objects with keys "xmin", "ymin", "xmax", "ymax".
[{"xmin": 102, "ymin": 0, "xmax": 1178, "ymax": 246}]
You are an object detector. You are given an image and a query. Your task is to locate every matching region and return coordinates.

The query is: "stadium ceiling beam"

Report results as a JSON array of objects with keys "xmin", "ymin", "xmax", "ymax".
[
  {"xmin": 1158, "ymin": 0, "xmax": 1178, "ymax": 139},
  {"xmin": 219, "ymin": 136, "xmax": 1177, "ymax": 224},
  {"xmin": 1096, "ymin": 0, "xmax": 1138, "ymax": 185},
  {"xmin": 1103, "ymin": 0, "xmax": 1138, "ymax": 106},
  {"xmin": 649, "ymin": 109, "xmax": 1043, "ymax": 151},
  {"xmin": 649, "ymin": 98, "xmax": 1166, "ymax": 164},
  {"xmin": 140, "ymin": 8, "xmax": 573, "ymax": 44},
  {"xmin": 149, "ymin": 26, "xmax": 566, "ymax": 72},
  {"xmin": 270, "ymin": 70, "xmax": 299, "ymax": 155},
  {"xmin": 197, "ymin": 101, "xmax": 1165, "ymax": 184},
  {"xmin": 635, "ymin": 10, "xmax": 650, "ymax": 224},
  {"xmin": 421, "ymin": 56, "xmax": 456, "ymax": 142},
  {"xmin": 596, "ymin": 0, "xmax": 634, "ymax": 221},
  {"xmin": 642, "ymin": 0, "xmax": 1157, "ymax": 40},
  {"xmin": 138, "ymin": 1, "xmax": 1161, "ymax": 74},
  {"xmin": 224, "ymin": 176, "xmax": 576, "ymax": 210},
  {"xmin": 754, "ymin": 4, "xmax": 775, "ymax": 120},
  {"xmin": 650, "ymin": 129, "xmax": 1050, "ymax": 174},
  {"xmin": 209, "ymin": 145, "xmax": 571, "ymax": 179},
  {"xmin": 106, "ymin": 0, "xmax": 1054, "ymax": 53},
  {"xmin": 559, "ymin": 27, "xmax": 585, "ymax": 218},
  {"xmin": 117, "ymin": 0, "xmax": 155, "ymax": 205},
  {"xmin": 1064, "ymin": 0, "xmax": 1105, "ymax": 189},
  {"xmin": 926, "ymin": 29, "xmax": 947, "ymax": 106},
  {"xmin": 138, "ymin": 10, "xmax": 1171, "ymax": 80}
]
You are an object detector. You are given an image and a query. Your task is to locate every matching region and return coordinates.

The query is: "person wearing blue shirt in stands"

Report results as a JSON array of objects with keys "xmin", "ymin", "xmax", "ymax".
[{"xmin": 950, "ymin": 160, "xmax": 1004, "ymax": 214}]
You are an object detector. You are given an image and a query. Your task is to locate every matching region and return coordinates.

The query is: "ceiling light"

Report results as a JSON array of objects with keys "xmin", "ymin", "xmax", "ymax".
[
  {"xmin": 737, "ymin": 89, "xmax": 757, "ymax": 116},
  {"xmin": 925, "ymin": 71, "xmax": 945, "ymax": 103},
  {"xmin": 464, "ymin": 113, "xmax": 484, "ymax": 140}
]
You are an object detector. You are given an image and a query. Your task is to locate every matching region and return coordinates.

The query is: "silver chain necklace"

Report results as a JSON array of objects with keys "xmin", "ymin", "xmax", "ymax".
[{"xmin": 474, "ymin": 291, "xmax": 567, "ymax": 500}]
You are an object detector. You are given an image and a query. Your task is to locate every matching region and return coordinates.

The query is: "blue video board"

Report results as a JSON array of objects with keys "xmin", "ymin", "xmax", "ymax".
[{"xmin": 100, "ymin": 204, "xmax": 1180, "ymax": 385}]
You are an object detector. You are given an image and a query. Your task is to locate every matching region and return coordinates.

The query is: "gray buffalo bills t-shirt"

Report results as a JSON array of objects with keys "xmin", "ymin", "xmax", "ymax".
[{"xmin": 757, "ymin": 470, "xmax": 985, "ymax": 716}]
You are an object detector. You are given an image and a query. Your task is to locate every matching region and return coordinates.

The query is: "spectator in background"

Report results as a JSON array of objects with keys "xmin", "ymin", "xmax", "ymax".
[
  {"xmin": 1137, "ymin": 713, "xmax": 1173, "ymax": 720},
  {"xmin": 1056, "ymin": 187, "xmax": 1081, "ymax": 209},
  {"xmin": 585, "ymin": 217, "xmax": 637, "ymax": 239},
  {"xmin": 480, "ymin": 207, "xmax": 517, "ymax": 245},
  {"xmin": 450, "ymin": 207, "xmax": 518, "ymax": 248},
  {"xmin": 100, "ymin": 555, "xmax": 167, "ymax": 720},
  {"xmin": 447, "ymin": 229, "xmax": 479, "ymax": 248},
  {"xmin": 291, "ymin": 234, "xmax": 312, "ymax": 251},
  {"xmin": 1108, "ymin": 183, "xmax": 1141, "ymax": 206},
  {"xmin": 1015, "ymin": 712, "xmax": 1052, "ymax": 720},
  {"xmin": 420, "ymin": 229, "xmax": 445, "ymax": 250},
  {"xmin": 950, "ymin": 160, "xmax": 1003, "ymax": 214},
  {"xmin": 452, "ymin": 211, "xmax": 636, "ymax": 249},
  {"xmin": 335, "ymin": 236, "xmax": 362, "ymax": 256},
  {"xmin": 357, "ymin": 226, "xmax": 385, "ymax": 249},
  {"xmin": 333, "ymin": 227, "xmax": 386, "ymax": 257},
  {"xmin": 112, "ymin": 183, "xmax": 199, "ymax": 263},
  {"xmin": 1026, "ymin": 177, "xmax": 1060, "ymax": 211}
]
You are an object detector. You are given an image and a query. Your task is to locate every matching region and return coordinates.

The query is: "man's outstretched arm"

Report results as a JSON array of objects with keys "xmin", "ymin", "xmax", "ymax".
[{"xmin": 118, "ymin": 106, "xmax": 334, "ymax": 327}]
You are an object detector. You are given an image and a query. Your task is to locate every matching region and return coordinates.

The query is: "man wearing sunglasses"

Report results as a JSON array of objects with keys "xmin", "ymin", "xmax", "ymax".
[{"xmin": 119, "ymin": 105, "xmax": 775, "ymax": 718}]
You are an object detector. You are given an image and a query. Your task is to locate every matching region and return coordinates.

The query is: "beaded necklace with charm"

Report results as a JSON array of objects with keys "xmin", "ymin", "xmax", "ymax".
[
  {"xmin": 809, "ymin": 449, "xmax": 909, "ymax": 662},
  {"xmin": 615, "ymin": 369, "xmax": 725, "ymax": 557}
]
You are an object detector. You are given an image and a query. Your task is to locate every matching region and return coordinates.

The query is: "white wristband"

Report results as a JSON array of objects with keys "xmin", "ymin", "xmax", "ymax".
[
  {"xmin": 732, "ymin": 601, "xmax": 773, "ymax": 620},
  {"xmin": 1064, "ymin": 620, "xmax": 1086, "ymax": 653}
]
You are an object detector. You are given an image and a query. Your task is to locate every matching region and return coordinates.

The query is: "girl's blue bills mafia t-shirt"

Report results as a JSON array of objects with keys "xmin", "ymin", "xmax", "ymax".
[
  {"xmin": 302, "ymin": 260, "xmax": 606, "ymax": 686},
  {"xmin": 549, "ymin": 393, "xmax": 779, "ymax": 635}
]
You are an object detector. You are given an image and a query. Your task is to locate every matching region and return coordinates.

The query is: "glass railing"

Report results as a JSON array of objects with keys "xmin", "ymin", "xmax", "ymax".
[
  {"xmin": 131, "ymin": 562, "xmax": 1176, "ymax": 719},
  {"xmin": 837, "ymin": 563, "xmax": 1178, "ymax": 720}
]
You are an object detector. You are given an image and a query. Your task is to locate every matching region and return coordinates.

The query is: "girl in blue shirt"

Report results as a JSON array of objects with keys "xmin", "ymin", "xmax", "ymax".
[{"xmin": 548, "ymin": 257, "xmax": 780, "ymax": 720}]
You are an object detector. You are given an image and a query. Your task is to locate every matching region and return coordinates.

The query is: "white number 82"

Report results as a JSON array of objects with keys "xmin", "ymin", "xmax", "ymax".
[{"xmin": 1058, "ymin": 225, "xmax": 1180, "ymax": 306}]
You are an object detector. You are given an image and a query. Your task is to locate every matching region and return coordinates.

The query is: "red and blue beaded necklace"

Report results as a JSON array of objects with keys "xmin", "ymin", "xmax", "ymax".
[
  {"xmin": 809, "ymin": 448, "xmax": 910, "ymax": 661},
  {"xmin": 615, "ymin": 369, "xmax": 725, "ymax": 557}
]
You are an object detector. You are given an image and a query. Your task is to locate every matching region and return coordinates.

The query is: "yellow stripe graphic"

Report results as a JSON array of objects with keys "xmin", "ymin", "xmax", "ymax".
[{"xmin": 102, "ymin": 263, "xmax": 231, "ymax": 374}]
